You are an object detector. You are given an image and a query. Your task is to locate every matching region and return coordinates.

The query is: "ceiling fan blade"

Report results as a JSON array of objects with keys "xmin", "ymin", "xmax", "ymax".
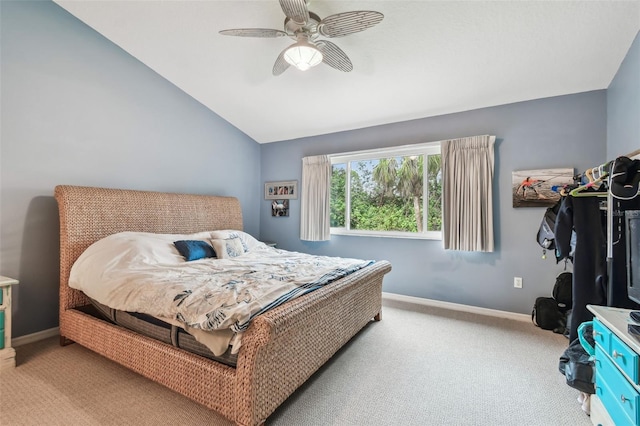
[
  {"xmin": 317, "ymin": 40, "xmax": 353, "ymax": 72},
  {"xmin": 279, "ymin": 0, "xmax": 309, "ymax": 25},
  {"xmin": 273, "ymin": 48, "xmax": 291, "ymax": 76},
  {"xmin": 219, "ymin": 28, "xmax": 288, "ymax": 38},
  {"xmin": 319, "ymin": 11, "xmax": 384, "ymax": 38}
]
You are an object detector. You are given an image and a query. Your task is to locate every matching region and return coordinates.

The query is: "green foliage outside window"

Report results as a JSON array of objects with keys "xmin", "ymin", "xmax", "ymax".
[
  {"xmin": 426, "ymin": 155, "xmax": 442, "ymax": 232},
  {"xmin": 330, "ymin": 165, "xmax": 346, "ymax": 227},
  {"xmin": 330, "ymin": 153, "xmax": 442, "ymax": 234}
]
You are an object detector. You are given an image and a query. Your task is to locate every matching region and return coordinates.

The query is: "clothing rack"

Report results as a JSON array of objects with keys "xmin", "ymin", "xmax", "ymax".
[
  {"xmin": 570, "ymin": 149, "xmax": 640, "ymax": 306},
  {"xmin": 551, "ymin": 150, "xmax": 640, "ymax": 339}
]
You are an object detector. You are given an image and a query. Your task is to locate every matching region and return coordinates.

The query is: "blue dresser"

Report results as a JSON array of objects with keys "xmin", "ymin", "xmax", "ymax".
[{"xmin": 588, "ymin": 305, "xmax": 640, "ymax": 426}]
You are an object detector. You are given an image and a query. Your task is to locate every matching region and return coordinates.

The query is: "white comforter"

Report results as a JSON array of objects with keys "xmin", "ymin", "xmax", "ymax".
[{"xmin": 69, "ymin": 230, "xmax": 372, "ymax": 355}]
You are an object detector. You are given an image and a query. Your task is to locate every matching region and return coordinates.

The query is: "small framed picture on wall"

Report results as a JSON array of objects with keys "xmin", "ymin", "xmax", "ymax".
[
  {"xmin": 265, "ymin": 180, "xmax": 298, "ymax": 200},
  {"xmin": 271, "ymin": 200, "xmax": 289, "ymax": 217}
]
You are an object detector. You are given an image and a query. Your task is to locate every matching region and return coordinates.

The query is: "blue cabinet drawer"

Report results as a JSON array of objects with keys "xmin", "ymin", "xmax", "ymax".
[
  {"xmin": 0, "ymin": 310, "xmax": 4, "ymax": 329},
  {"xmin": 596, "ymin": 345, "xmax": 640, "ymax": 425},
  {"xmin": 611, "ymin": 332, "xmax": 640, "ymax": 384},
  {"xmin": 594, "ymin": 318, "xmax": 612, "ymax": 353},
  {"xmin": 596, "ymin": 372, "xmax": 636, "ymax": 426}
]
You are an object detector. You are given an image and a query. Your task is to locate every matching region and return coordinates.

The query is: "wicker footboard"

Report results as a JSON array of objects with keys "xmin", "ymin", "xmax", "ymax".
[{"xmin": 235, "ymin": 260, "xmax": 391, "ymax": 425}]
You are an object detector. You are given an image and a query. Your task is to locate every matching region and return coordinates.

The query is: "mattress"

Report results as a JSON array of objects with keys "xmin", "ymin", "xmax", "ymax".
[{"xmin": 79, "ymin": 299, "xmax": 238, "ymax": 367}]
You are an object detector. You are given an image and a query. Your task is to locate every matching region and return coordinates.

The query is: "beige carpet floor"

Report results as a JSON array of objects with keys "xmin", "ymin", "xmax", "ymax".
[{"xmin": 1, "ymin": 301, "xmax": 592, "ymax": 425}]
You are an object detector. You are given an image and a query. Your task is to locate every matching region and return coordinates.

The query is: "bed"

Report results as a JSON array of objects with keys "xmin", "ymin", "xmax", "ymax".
[{"xmin": 55, "ymin": 185, "xmax": 392, "ymax": 426}]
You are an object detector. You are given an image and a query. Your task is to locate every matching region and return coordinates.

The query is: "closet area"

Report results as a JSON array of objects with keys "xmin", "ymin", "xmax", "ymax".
[
  {"xmin": 555, "ymin": 151, "xmax": 640, "ymax": 342},
  {"xmin": 554, "ymin": 151, "xmax": 640, "ymax": 422}
]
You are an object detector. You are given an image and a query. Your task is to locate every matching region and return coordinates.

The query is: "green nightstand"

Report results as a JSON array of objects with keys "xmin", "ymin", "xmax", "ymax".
[{"xmin": 0, "ymin": 275, "xmax": 19, "ymax": 370}]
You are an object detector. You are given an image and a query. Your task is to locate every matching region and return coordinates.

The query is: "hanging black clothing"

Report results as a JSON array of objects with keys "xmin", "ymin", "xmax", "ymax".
[{"xmin": 555, "ymin": 195, "xmax": 607, "ymax": 342}]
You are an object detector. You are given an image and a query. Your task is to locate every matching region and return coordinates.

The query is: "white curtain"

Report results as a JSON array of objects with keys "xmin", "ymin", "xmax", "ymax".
[
  {"xmin": 442, "ymin": 135, "xmax": 496, "ymax": 252},
  {"xmin": 300, "ymin": 155, "xmax": 331, "ymax": 241}
]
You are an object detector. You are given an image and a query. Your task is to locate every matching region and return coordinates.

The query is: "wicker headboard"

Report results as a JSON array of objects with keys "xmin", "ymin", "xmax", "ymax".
[{"xmin": 54, "ymin": 185, "xmax": 243, "ymax": 310}]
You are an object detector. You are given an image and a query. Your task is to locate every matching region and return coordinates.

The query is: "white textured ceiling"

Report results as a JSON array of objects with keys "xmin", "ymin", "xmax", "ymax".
[{"xmin": 53, "ymin": 0, "xmax": 640, "ymax": 144}]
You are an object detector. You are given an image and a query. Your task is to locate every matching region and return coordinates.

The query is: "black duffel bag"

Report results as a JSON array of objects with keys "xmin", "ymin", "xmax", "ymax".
[{"xmin": 532, "ymin": 296, "xmax": 565, "ymax": 333}]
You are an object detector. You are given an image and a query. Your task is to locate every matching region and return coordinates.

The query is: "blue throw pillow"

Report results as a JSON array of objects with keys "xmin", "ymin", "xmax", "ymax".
[{"xmin": 174, "ymin": 240, "xmax": 215, "ymax": 261}]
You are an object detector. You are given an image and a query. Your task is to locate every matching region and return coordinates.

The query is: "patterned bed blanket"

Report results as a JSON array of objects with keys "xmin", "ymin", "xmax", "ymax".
[{"xmin": 69, "ymin": 230, "xmax": 373, "ymax": 339}]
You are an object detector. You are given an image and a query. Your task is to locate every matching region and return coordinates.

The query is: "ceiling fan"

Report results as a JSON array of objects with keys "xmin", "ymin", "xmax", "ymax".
[{"xmin": 219, "ymin": 0, "xmax": 384, "ymax": 76}]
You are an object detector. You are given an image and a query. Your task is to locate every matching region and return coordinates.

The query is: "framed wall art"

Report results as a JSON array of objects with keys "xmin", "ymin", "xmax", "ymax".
[
  {"xmin": 512, "ymin": 168, "xmax": 574, "ymax": 208},
  {"xmin": 271, "ymin": 199, "xmax": 289, "ymax": 217},
  {"xmin": 265, "ymin": 180, "xmax": 298, "ymax": 200}
]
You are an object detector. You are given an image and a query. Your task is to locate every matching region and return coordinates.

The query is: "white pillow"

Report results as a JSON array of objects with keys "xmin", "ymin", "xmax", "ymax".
[
  {"xmin": 210, "ymin": 230, "xmax": 260, "ymax": 251},
  {"xmin": 210, "ymin": 236, "xmax": 245, "ymax": 259}
]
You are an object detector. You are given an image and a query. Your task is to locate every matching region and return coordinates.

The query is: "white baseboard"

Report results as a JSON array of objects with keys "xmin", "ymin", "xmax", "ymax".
[
  {"xmin": 12, "ymin": 327, "xmax": 59, "ymax": 347},
  {"xmin": 382, "ymin": 292, "xmax": 531, "ymax": 323}
]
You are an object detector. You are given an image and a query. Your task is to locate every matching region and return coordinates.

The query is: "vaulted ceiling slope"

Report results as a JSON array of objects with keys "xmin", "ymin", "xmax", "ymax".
[{"xmin": 53, "ymin": 1, "xmax": 640, "ymax": 144}]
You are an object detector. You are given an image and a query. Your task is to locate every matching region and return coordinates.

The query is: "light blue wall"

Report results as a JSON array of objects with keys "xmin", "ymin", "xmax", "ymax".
[
  {"xmin": 607, "ymin": 31, "xmax": 640, "ymax": 159},
  {"xmin": 260, "ymin": 92, "xmax": 607, "ymax": 315},
  {"xmin": 0, "ymin": 1, "xmax": 261, "ymax": 338}
]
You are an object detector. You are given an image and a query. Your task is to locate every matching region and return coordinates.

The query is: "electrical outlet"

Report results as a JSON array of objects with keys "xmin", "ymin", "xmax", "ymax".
[{"xmin": 514, "ymin": 277, "xmax": 523, "ymax": 288}]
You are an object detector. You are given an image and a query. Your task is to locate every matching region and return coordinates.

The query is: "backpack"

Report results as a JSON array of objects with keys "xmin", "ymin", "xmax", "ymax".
[
  {"xmin": 536, "ymin": 199, "xmax": 564, "ymax": 261},
  {"xmin": 537, "ymin": 206, "xmax": 558, "ymax": 251},
  {"xmin": 532, "ymin": 296, "xmax": 566, "ymax": 333},
  {"xmin": 553, "ymin": 272, "xmax": 573, "ymax": 312}
]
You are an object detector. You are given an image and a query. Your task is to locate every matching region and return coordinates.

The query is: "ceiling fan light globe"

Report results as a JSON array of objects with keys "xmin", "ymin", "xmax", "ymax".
[{"xmin": 283, "ymin": 44, "xmax": 323, "ymax": 71}]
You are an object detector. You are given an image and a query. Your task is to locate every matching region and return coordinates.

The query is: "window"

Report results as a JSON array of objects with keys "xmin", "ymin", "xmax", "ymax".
[{"xmin": 330, "ymin": 142, "xmax": 441, "ymax": 239}]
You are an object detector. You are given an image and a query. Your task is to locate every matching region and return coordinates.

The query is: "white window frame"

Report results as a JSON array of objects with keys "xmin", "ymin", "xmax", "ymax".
[{"xmin": 329, "ymin": 141, "xmax": 442, "ymax": 240}]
